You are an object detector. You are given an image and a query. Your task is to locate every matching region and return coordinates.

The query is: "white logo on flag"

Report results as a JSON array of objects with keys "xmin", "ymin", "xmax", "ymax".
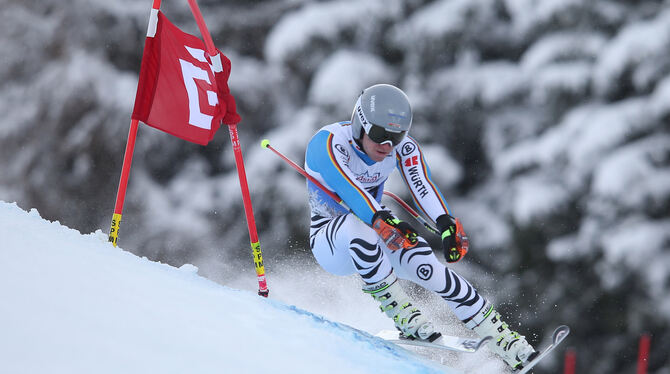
[{"xmin": 180, "ymin": 46, "xmax": 219, "ymax": 130}]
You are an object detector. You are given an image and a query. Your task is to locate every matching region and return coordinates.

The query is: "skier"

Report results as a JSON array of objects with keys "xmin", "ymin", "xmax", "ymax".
[{"xmin": 304, "ymin": 84, "xmax": 538, "ymax": 370}]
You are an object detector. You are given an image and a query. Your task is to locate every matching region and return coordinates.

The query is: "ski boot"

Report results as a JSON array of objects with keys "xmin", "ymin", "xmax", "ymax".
[
  {"xmin": 363, "ymin": 272, "xmax": 441, "ymax": 342},
  {"xmin": 465, "ymin": 301, "xmax": 538, "ymax": 371}
]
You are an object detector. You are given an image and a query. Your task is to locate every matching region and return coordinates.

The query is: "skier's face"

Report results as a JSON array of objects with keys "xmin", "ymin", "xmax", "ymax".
[{"xmin": 361, "ymin": 133, "xmax": 394, "ymax": 162}]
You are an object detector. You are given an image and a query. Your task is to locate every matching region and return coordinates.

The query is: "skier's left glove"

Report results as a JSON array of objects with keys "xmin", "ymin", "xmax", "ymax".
[
  {"xmin": 436, "ymin": 214, "xmax": 469, "ymax": 263},
  {"xmin": 372, "ymin": 210, "xmax": 419, "ymax": 251}
]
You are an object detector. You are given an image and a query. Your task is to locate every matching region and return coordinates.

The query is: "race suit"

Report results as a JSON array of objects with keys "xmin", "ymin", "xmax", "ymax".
[{"xmin": 304, "ymin": 121, "xmax": 485, "ymax": 321}]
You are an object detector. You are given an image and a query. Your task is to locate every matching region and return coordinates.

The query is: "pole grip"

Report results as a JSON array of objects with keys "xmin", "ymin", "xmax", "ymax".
[
  {"xmin": 251, "ymin": 241, "xmax": 268, "ymax": 297},
  {"xmin": 108, "ymin": 213, "xmax": 122, "ymax": 247}
]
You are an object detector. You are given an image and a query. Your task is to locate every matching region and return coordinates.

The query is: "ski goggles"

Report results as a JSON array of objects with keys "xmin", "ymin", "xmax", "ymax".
[{"xmin": 365, "ymin": 124, "xmax": 407, "ymax": 146}]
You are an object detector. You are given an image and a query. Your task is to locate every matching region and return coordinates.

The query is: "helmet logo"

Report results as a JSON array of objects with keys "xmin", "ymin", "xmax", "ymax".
[
  {"xmin": 388, "ymin": 112, "xmax": 407, "ymax": 119},
  {"xmin": 370, "ymin": 95, "xmax": 376, "ymax": 112},
  {"xmin": 356, "ymin": 105, "xmax": 368, "ymax": 126}
]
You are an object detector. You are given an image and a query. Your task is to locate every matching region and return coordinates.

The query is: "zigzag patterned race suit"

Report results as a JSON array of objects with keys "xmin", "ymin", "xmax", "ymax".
[{"xmin": 304, "ymin": 122, "xmax": 485, "ymax": 321}]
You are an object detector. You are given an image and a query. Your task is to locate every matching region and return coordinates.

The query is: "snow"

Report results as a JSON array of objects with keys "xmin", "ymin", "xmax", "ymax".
[
  {"xmin": 520, "ymin": 31, "xmax": 606, "ymax": 72},
  {"xmin": 528, "ymin": 61, "xmax": 591, "ymax": 104},
  {"xmin": 593, "ymin": 8, "xmax": 670, "ymax": 96},
  {"xmin": 597, "ymin": 216, "xmax": 670, "ymax": 294},
  {"xmin": 494, "ymin": 97, "xmax": 657, "ymax": 184},
  {"xmin": 419, "ymin": 144, "xmax": 464, "ymax": 189},
  {"xmin": 308, "ymin": 49, "xmax": 394, "ymax": 112},
  {"xmin": 649, "ymin": 75, "xmax": 670, "ymax": 118},
  {"xmin": 0, "ymin": 4, "xmax": 57, "ymax": 83},
  {"xmin": 451, "ymin": 199, "xmax": 512, "ymax": 251},
  {"xmin": 504, "ymin": 0, "xmax": 584, "ymax": 34},
  {"xmin": 546, "ymin": 233, "xmax": 583, "ymax": 262},
  {"xmin": 599, "ymin": 217, "xmax": 670, "ymax": 271},
  {"xmin": 510, "ymin": 175, "xmax": 570, "ymax": 226},
  {"xmin": 563, "ymin": 100, "xmax": 650, "ymax": 179},
  {"xmin": 519, "ymin": 31, "xmax": 604, "ymax": 104},
  {"xmin": 429, "ymin": 62, "xmax": 528, "ymax": 108},
  {"xmin": 264, "ymin": 0, "xmax": 401, "ymax": 63},
  {"xmin": 392, "ymin": 0, "xmax": 488, "ymax": 41},
  {"xmin": 0, "ymin": 201, "xmax": 454, "ymax": 374},
  {"xmin": 592, "ymin": 135, "xmax": 670, "ymax": 210}
]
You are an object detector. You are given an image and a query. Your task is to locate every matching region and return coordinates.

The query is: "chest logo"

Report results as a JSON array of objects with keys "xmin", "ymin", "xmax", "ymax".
[
  {"xmin": 334, "ymin": 143, "xmax": 350, "ymax": 163},
  {"xmin": 356, "ymin": 171, "xmax": 381, "ymax": 183}
]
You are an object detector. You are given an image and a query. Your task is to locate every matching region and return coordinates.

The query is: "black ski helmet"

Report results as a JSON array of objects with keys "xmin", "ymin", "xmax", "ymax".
[{"xmin": 350, "ymin": 84, "xmax": 412, "ymax": 145}]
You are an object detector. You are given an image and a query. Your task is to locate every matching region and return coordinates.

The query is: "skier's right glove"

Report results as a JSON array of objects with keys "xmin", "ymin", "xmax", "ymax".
[
  {"xmin": 372, "ymin": 210, "xmax": 419, "ymax": 251},
  {"xmin": 436, "ymin": 214, "xmax": 469, "ymax": 263}
]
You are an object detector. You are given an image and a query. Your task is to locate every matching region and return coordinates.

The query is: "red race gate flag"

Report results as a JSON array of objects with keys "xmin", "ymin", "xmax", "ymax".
[{"xmin": 132, "ymin": 10, "xmax": 240, "ymax": 145}]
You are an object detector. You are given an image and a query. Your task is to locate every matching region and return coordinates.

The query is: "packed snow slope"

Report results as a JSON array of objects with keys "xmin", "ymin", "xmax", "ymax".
[{"xmin": 0, "ymin": 201, "xmax": 455, "ymax": 374}]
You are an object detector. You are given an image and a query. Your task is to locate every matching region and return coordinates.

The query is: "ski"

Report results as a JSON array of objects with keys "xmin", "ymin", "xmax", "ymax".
[
  {"xmin": 376, "ymin": 330, "xmax": 491, "ymax": 353},
  {"xmin": 518, "ymin": 325, "xmax": 570, "ymax": 374}
]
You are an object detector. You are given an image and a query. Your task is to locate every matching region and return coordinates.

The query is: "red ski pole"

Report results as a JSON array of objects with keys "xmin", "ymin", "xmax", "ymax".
[
  {"xmin": 261, "ymin": 140, "xmax": 345, "ymax": 208},
  {"xmin": 382, "ymin": 191, "xmax": 439, "ymax": 235},
  {"xmin": 637, "ymin": 333, "xmax": 651, "ymax": 374},
  {"xmin": 187, "ymin": 0, "xmax": 268, "ymax": 297},
  {"xmin": 108, "ymin": 0, "xmax": 163, "ymax": 246},
  {"xmin": 564, "ymin": 348, "xmax": 576, "ymax": 374},
  {"xmin": 261, "ymin": 139, "xmax": 439, "ymax": 235}
]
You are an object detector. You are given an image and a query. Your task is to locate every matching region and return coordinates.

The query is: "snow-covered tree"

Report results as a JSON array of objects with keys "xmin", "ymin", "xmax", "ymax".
[{"xmin": 1, "ymin": 0, "xmax": 668, "ymax": 371}]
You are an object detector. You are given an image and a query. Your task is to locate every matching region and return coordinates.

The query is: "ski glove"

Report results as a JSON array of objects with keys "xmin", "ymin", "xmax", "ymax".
[
  {"xmin": 436, "ymin": 214, "xmax": 469, "ymax": 263},
  {"xmin": 372, "ymin": 210, "xmax": 419, "ymax": 251}
]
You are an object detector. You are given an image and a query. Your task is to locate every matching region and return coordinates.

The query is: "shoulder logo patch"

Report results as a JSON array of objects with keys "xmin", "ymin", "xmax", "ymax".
[
  {"xmin": 334, "ymin": 143, "xmax": 350, "ymax": 163},
  {"xmin": 401, "ymin": 142, "xmax": 416, "ymax": 156}
]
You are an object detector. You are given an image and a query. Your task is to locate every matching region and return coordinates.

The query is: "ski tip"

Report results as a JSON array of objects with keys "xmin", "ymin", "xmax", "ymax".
[
  {"xmin": 261, "ymin": 139, "xmax": 270, "ymax": 148},
  {"xmin": 553, "ymin": 325, "xmax": 570, "ymax": 344}
]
